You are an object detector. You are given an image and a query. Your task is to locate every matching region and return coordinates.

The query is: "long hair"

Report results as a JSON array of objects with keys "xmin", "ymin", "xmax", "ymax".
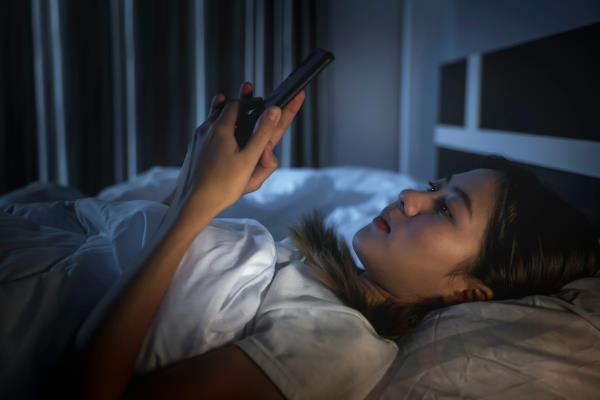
[
  {"xmin": 288, "ymin": 157, "xmax": 599, "ymax": 340},
  {"xmin": 472, "ymin": 156, "xmax": 599, "ymax": 299}
]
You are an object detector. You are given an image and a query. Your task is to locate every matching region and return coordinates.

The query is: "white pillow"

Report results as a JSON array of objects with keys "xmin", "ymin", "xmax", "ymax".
[{"xmin": 368, "ymin": 276, "xmax": 600, "ymax": 399}]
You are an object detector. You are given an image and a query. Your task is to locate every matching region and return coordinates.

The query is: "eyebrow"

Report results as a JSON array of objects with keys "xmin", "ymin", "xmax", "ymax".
[{"xmin": 445, "ymin": 175, "xmax": 473, "ymax": 219}]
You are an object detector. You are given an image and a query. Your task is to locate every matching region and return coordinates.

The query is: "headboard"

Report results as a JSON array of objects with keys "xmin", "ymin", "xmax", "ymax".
[{"xmin": 435, "ymin": 22, "xmax": 600, "ymax": 232}]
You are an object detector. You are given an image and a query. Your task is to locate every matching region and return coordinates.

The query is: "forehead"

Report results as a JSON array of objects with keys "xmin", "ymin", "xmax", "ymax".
[
  {"xmin": 452, "ymin": 168, "xmax": 498, "ymax": 187},
  {"xmin": 450, "ymin": 168, "xmax": 499, "ymax": 219}
]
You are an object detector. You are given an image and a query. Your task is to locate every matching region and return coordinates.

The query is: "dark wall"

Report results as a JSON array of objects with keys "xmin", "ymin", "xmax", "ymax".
[
  {"xmin": 402, "ymin": 0, "xmax": 600, "ymax": 181},
  {"xmin": 316, "ymin": 0, "xmax": 403, "ymax": 170}
]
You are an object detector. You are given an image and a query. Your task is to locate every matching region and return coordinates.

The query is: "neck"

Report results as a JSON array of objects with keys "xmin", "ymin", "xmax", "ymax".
[
  {"xmin": 358, "ymin": 272, "xmax": 397, "ymax": 305},
  {"xmin": 359, "ymin": 272, "xmax": 423, "ymax": 305}
]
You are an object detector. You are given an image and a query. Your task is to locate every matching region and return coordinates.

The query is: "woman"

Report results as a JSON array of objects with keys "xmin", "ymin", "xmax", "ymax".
[{"xmin": 79, "ymin": 83, "xmax": 599, "ymax": 399}]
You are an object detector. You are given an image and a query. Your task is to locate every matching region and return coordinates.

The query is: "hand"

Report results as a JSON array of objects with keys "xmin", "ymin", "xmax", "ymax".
[
  {"xmin": 189, "ymin": 100, "xmax": 283, "ymax": 211},
  {"xmin": 167, "ymin": 93, "xmax": 227, "ymax": 207},
  {"xmin": 238, "ymin": 82, "xmax": 305, "ymax": 194},
  {"xmin": 172, "ymin": 82, "xmax": 305, "ymax": 214}
]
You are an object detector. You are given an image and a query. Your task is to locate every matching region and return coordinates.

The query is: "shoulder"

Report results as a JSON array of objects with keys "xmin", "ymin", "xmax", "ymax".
[{"xmin": 237, "ymin": 261, "xmax": 398, "ymax": 400}]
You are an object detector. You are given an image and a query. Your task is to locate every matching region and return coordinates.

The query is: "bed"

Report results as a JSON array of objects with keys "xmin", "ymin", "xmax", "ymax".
[
  {"xmin": 2, "ymin": 22, "xmax": 600, "ymax": 399},
  {"xmin": 2, "ymin": 165, "xmax": 599, "ymax": 399}
]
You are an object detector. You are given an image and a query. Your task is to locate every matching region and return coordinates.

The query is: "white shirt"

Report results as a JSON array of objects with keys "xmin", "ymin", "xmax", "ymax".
[{"xmin": 136, "ymin": 219, "xmax": 397, "ymax": 399}]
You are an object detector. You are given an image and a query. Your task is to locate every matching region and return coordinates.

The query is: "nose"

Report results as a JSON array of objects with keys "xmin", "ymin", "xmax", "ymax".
[{"xmin": 398, "ymin": 189, "xmax": 432, "ymax": 217}]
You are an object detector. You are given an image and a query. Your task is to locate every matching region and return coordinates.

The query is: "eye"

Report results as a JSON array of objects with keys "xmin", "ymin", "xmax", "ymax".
[
  {"xmin": 428, "ymin": 180, "xmax": 439, "ymax": 192},
  {"xmin": 429, "ymin": 180, "xmax": 453, "ymax": 220},
  {"xmin": 437, "ymin": 201, "xmax": 452, "ymax": 218}
]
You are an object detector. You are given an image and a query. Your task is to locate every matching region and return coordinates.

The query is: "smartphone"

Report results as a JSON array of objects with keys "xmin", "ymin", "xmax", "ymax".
[{"xmin": 235, "ymin": 48, "xmax": 335, "ymax": 148}]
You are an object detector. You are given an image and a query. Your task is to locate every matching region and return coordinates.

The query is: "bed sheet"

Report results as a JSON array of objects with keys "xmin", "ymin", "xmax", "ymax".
[
  {"xmin": 0, "ymin": 197, "xmax": 167, "ymax": 397},
  {"xmin": 1, "ymin": 166, "xmax": 599, "ymax": 399}
]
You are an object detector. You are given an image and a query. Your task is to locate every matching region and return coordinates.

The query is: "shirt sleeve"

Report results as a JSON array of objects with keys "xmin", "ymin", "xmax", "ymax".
[
  {"xmin": 135, "ymin": 218, "xmax": 276, "ymax": 373},
  {"xmin": 236, "ymin": 307, "xmax": 398, "ymax": 400}
]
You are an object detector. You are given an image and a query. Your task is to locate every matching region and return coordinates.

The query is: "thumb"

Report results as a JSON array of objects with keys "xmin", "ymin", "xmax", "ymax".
[{"xmin": 244, "ymin": 106, "xmax": 281, "ymax": 158}]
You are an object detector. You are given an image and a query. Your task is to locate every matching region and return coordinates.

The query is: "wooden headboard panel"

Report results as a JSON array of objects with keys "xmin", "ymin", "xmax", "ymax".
[{"xmin": 435, "ymin": 22, "xmax": 600, "ymax": 232}]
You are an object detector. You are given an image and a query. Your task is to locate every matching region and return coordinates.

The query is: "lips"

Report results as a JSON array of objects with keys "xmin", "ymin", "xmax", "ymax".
[{"xmin": 373, "ymin": 216, "xmax": 390, "ymax": 233}]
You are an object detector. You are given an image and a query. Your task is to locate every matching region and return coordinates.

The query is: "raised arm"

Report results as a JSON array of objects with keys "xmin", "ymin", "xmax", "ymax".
[{"xmin": 78, "ymin": 88, "xmax": 304, "ymax": 399}]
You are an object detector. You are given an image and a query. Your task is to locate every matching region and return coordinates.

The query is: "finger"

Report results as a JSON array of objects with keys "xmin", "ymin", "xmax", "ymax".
[
  {"xmin": 244, "ymin": 106, "xmax": 281, "ymax": 158},
  {"xmin": 270, "ymin": 90, "xmax": 305, "ymax": 147},
  {"xmin": 247, "ymin": 163, "xmax": 278, "ymax": 192},
  {"xmin": 194, "ymin": 94, "xmax": 226, "ymax": 136},
  {"xmin": 259, "ymin": 142, "xmax": 278, "ymax": 169},
  {"xmin": 239, "ymin": 82, "xmax": 253, "ymax": 99},
  {"xmin": 209, "ymin": 93, "xmax": 226, "ymax": 116},
  {"xmin": 214, "ymin": 100, "xmax": 240, "ymax": 130},
  {"xmin": 248, "ymin": 145, "xmax": 279, "ymax": 191},
  {"xmin": 283, "ymin": 90, "xmax": 305, "ymax": 117}
]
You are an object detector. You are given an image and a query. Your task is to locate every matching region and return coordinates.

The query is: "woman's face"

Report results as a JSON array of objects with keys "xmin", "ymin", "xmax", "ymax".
[{"xmin": 353, "ymin": 168, "xmax": 500, "ymax": 302}]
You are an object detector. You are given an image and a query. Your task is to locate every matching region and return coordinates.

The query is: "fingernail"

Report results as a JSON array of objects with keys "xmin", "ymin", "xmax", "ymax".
[
  {"xmin": 268, "ymin": 107, "xmax": 281, "ymax": 121},
  {"xmin": 242, "ymin": 82, "xmax": 252, "ymax": 94},
  {"xmin": 215, "ymin": 94, "xmax": 225, "ymax": 103}
]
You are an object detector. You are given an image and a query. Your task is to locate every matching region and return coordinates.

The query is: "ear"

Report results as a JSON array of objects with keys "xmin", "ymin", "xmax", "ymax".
[{"xmin": 443, "ymin": 275, "xmax": 494, "ymax": 305}]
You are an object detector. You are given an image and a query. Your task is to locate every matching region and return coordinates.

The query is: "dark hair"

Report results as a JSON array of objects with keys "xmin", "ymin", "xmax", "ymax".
[
  {"xmin": 471, "ymin": 156, "xmax": 599, "ymax": 299},
  {"xmin": 289, "ymin": 156, "xmax": 599, "ymax": 339}
]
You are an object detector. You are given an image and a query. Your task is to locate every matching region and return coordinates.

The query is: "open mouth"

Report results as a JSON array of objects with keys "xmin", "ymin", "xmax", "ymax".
[{"xmin": 372, "ymin": 216, "xmax": 390, "ymax": 233}]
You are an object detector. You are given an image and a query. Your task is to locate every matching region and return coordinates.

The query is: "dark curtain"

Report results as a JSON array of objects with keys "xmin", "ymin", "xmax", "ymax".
[
  {"xmin": 291, "ymin": 0, "xmax": 319, "ymax": 167},
  {"xmin": 135, "ymin": 0, "xmax": 194, "ymax": 172},
  {"xmin": 62, "ymin": 0, "xmax": 115, "ymax": 195},
  {"xmin": 204, "ymin": 0, "xmax": 246, "ymax": 108},
  {"xmin": 0, "ymin": 1, "xmax": 38, "ymax": 195},
  {"xmin": 0, "ymin": 0, "xmax": 321, "ymax": 196}
]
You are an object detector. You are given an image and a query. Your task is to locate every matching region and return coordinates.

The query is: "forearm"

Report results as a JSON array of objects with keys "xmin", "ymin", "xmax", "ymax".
[
  {"xmin": 82, "ymin": 198, "xmax": 221, "ymax": 400},
  {"xmin": 79, "ymin": 90, "xmax": 295, "ymax": 399},
  {"xmin": 127, "ymin": 345, "xmax": 284, "ymax": 400}
]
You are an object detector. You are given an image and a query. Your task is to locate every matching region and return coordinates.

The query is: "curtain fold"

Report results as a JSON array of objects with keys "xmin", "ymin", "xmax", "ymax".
[
  {"xmin": 135, "ymin": 0, "xmax": 195, "ymax": 173},
  {"xmin": 244, "ymin": 0, "xmax": 321, "ymax": 168},
  {"xmin": 0, "ymin": 1, "xmax": 38, "ymax": 195},
  {"xmin": 62, "ymin": 0, "xmax": 115, "ymax": 195},
  {"xmin": 1, "ymin": 0, "xmax": 323, "ymax": 196}
]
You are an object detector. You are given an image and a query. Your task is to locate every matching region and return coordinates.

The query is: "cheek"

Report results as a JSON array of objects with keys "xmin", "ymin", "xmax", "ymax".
[
  {"xmin": 389, "ymin": 220, "xmax": 463, "ymax": 272},
  {"xmin": 354, "ymin": 220, "xmax": 479, "ymax": 297},
  {"xmin": 415, "ymin": 228, "xmax": 478, "ymax": 278}
]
